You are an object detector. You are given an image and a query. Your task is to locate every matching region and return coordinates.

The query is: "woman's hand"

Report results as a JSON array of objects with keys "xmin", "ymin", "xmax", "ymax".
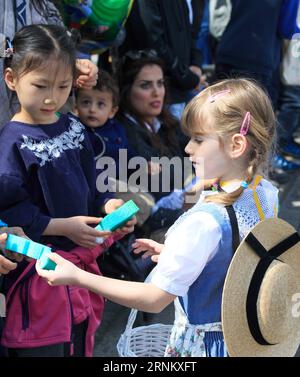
[
  {"xmin": 132, "ymin": 238, "xmax": 164, "ymax": 263},
  {"xmin": 36, "ymin": 253, "xmax": 79, "ymax": 286},
  {"xmin": 48, "ymin": 217, "xmax": 112, "ymax": 249},
  {"xmin": 75, "ymin": 59, "xmax": 98, "ymax": 89}
]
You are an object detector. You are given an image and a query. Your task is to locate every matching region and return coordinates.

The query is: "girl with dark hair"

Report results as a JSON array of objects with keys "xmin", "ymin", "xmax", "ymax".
[
  {"xmin": 0, "ymin": 24, "xmax": 136, "ymax": 357},
  {"xmin": 0, "ymin": 0, "xmax": 98, "ymax": 129}
]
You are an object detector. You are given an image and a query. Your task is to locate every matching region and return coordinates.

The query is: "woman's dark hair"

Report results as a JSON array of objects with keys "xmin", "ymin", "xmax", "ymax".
[
  {"xmin": 4, "ymin": 24, "xmax": 76, "ymax": 78},
  {"xmin": 117, "ymin": 51, "xmax": 180, "ymax": 156}
]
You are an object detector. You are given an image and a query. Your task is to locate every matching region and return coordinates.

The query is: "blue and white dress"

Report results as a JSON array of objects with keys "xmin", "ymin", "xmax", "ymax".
[{"xmin": 150, "ymin": 178, "xmax": 279, "ymax": 357}]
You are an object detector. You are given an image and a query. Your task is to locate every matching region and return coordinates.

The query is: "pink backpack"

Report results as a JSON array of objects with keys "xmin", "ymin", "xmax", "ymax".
[{"xmin": 1, "ymin": 236, "xmax": 121, "ymax": 356}]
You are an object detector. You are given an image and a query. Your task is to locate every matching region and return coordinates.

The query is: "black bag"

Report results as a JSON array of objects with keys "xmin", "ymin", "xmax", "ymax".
[
  {"xmin": 145, "ymin": 207, "xmax": 184, "ymax": 232},
  {"xmin": 97, "ymin": 234, "xmax": 155, "ymax": 282}
]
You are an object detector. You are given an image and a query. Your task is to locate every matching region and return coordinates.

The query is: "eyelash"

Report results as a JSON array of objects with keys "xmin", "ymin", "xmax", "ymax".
[
  {"xmin": 33, "ymin": 85, "xmax": 69, "ymax": 89},
  {"xmin": 193, "ymin": 138, "xmax": 203, "ymax": 144},
  {"xmin": 140, "ymin": 81, "xmax": 164, "ymax": 89}
]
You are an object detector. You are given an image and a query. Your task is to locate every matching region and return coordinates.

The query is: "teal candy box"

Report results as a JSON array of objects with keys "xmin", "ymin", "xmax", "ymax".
[
  {"xmin": 96, "ymin": 200, "xmax": 139, "ymax": 232},
  {"xmin": 5, "ymin": 234, "xmax": 56, "ymax": 271}
]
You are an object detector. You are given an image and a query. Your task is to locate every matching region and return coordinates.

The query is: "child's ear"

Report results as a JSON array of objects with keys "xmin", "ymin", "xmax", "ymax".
[
  {"xmin": 229, "ymin": 133, "xmax": 248, "ymax": 159},
  {"xmin": 108, "ymin": 106, "xmax": 119, "ymax": 119},
  {"xmin": 4, "ymin": 68, "xmax": 16, "ymax": 91}
]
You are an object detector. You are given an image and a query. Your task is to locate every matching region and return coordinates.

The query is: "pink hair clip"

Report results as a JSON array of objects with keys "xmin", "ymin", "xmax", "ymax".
[
  {"xmin": 240, "ymin": 111, "xmax": 251, "ymax": 136},
  {"xmin": 208, "ymin": 89, "xmax": 231, "ymax": 103}
]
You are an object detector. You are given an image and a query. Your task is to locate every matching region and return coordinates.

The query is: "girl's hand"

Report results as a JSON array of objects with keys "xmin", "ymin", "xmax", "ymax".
[
  {"xmin": 132, "ymin": 239, "xmax": 164, "ymax": 263},
  {"xmin": 0, "ymin": 253, "xmax": 17, "ymax": 274},
  {"xmin": 104, "ymin": 198, "xmax": 124, "ymax": 214},
  {"xmin": 115, "ymin": 216, "xmax": 137, "ymax": 236},
  {"xmin": 0, "ymin": 227, "xmax": 30, "ymax": 262},
  {"xmin": 36, "ymin": 253, "xmax": 79, "ymax": 286},
  {"xmin": 104, "ymin": 199, "xmax": 137, "ymax": 235},
  {"xmin": 60, "ymin": 216, "xmax": 112, "ymax": 249},
  {"xmin": 0, "ymin": 233, "xmax": 18, "ymax": 273},
  {"xmin": 75, "ymin": 59, "xmax": 98, "ymax": 89}
]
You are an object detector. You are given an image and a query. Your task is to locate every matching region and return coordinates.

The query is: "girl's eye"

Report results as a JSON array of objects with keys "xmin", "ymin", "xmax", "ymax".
[
  {"xmin": 157, "ymin": 80, "xmax": 165, "ymax": 87},
  {"xmin": 60, "ymin": 86, "xmax": 69, "ymax": 89},
  {"xmin": 194, "ymin": 138, "xmax": 203, "ymax": 144},
  {"xmin": 34, "ymin": 84, "xmax": 46, "ymax": 89},
  {"xmin": 82, "ymin": 100, "xmax": 91, "ymax": 106},
  {"xmin": 97, "ymin": 102, "xmax": 105, "ymax": 108}
]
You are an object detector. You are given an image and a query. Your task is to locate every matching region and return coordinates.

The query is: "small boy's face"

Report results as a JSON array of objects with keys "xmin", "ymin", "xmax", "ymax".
[{"xmin": 76, "ymin": 89, "xmax": 118, "ymax": 128}]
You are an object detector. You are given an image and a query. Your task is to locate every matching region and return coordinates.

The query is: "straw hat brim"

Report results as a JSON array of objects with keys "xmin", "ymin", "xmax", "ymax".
[{"xmin": 222, "ymin": 218, "xmax": 300, "ymax": 357}]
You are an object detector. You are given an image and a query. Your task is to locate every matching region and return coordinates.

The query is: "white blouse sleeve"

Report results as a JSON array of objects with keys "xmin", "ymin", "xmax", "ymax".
[{"xmin": 150, "ymin": 211, "xmax": 221, "ymax": 297}]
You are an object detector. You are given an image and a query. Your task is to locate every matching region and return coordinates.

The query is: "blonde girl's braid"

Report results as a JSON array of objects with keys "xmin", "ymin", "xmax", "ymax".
[{"xmin": 181, "ymin": 78, "xmax": 276, "ymax": 206}]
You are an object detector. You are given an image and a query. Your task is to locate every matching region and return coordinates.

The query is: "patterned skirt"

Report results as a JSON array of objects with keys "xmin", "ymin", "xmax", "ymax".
[{"xmin": 164, "ymin": 299, "xmax": 227, "ymax": 357}]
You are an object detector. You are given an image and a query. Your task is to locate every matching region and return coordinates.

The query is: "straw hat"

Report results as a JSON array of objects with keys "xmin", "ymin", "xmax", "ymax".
[{"xmin": 222, "ymin": 218, "xmax": 300, "ymax": 357}]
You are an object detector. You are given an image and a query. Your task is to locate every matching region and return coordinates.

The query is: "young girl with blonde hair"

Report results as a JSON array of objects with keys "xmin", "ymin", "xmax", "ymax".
[{"xmin": 36, "ymin": 78, "xmax": 279, "ymax": 357}]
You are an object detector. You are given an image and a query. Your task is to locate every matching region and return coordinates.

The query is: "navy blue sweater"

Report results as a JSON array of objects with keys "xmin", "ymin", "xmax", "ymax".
[
  {"xmin": 0, "ymin": 114, "xmax": 112, "ymax": 251},
  {"xmin": 216, "ymin": 0, "xmax": 300, "ymax": 76}
]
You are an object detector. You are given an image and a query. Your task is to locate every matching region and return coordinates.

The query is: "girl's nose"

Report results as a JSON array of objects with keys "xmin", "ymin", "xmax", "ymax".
[
  {"xmin": 185, "ymin": 140, "xmax": 192, "ymax": 154},
  {"xmin": 44, "ymin": 98, "xmax": 57, "ymax": 105}
]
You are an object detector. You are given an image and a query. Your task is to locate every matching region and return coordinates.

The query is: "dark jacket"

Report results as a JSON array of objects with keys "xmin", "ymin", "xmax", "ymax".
[
  {"xmin": 118, "ymin": 113, "xmax": 188, "ymax": 200},
  {"xmin": 120, "ymin": 0, "xmax": 205, "ymax": 103},
  {"xmin": 0, "ymin": 114, "xmax": 110, "ymax": 251},
  {"xmin": 216, "ymin": 0, "xmax": 300, "ymax": 77}
]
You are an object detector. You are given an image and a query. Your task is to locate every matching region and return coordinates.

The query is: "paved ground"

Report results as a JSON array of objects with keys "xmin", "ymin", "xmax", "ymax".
[{"xmin": 94, "ymin": 167, "xmax": 300, "ymax": 357}]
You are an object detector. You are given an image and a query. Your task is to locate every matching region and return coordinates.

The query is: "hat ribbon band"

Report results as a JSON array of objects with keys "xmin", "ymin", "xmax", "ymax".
[{"xmin": 245, "ymin": 231, "xmax": 300, "ymax": 346}]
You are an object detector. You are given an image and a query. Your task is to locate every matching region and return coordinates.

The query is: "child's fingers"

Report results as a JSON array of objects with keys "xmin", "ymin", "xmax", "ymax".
[
  {"xmin": 0, "ymin": 255, "xmax": 17, "ymax": 274},
  {"xmin": 82, "ymin": 224, "xmax": 111, "ymax": 238},
  {"xmin": 151, "ymin": 255, "xmax": 159, "ymax": 263},
  {"xmin": 7, "ymin": 251, "xmax": 23, "ymax": 262},
  {"xmin": 132, "ymin": 239, "xmax": 150, "ymax": 247},
  {"xmin": 83, "ymin": 216, "xmax": 103, "ymax": 224},
  {"xmin": 35, "ymin": 259, "xmax": 50, "ymax": 277},
  {"xmin": 0, "ymin": 233, "xmax": 7, "ymax": 242},
  {"xmin": 82, "ymin": 240, "xmax": 99, "ymax": 249},
  {"xmin": 46, "ymin": 252, "xmax": 66, "ymax": 264},
  {"xmin": 132, "ymin": 246, "xmax": 148, "ymax": 254}
]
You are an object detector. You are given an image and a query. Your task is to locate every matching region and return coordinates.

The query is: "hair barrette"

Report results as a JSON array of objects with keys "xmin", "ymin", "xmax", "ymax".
[
  {"xmin": 211, "ymin": 183, "xmax": 219, "ymax": 192},
  {"xmin": 4, "ymin": 47, "xmax": 14, "ymax": 58},
  {"xmin": 240, "ymin": 112, "xmax": 251, "ymax": 136},
  {"xmin": 208, "ymin": 89, "xmax": 231, "ymax": 103},
  {"xmin": 0, "ymin": 37, "xmax": 14, "ymax": 58},
  {"xmin": 240, "ymin": 181, "xmax": 249, "ymax": 189}
]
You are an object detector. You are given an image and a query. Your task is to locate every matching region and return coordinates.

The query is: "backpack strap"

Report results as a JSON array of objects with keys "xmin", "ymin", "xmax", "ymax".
[
  {"xmin": 250, "ymin": 175, "xmax": 265, "ymax": 221},
  {"xmin": 225, "ymin": 205, "xmax": 240, "ymax": 254}
]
